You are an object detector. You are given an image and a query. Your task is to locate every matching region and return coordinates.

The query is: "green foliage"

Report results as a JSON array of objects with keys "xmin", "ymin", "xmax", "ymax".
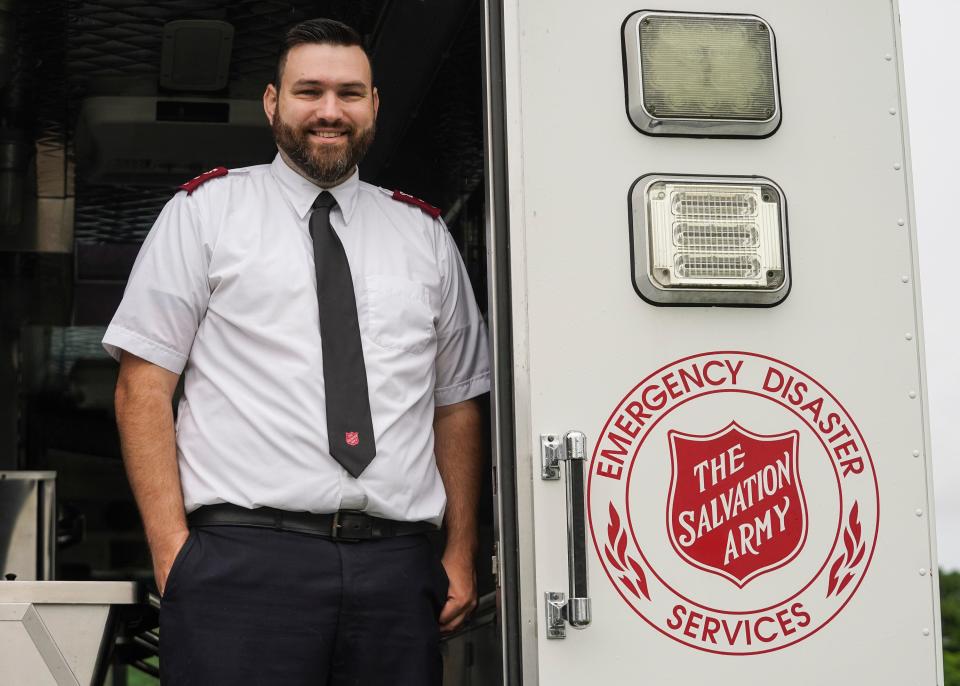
[
  {"xmin": 946, "ymin": 651, "xmax": 960, "ymax": 686},
  {"xmin": 943, "ymin": 569, "xmax": 960, "ymax": 686},
  {"xmin": 125, "ymin": 657, "xmax": 159, "ymax": 686}
]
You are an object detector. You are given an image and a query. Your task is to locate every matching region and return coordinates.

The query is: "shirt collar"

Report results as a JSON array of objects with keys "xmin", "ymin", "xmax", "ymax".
[{"xmin": 270, "ymin": 152, "xmax": 360, "ymax": 225}]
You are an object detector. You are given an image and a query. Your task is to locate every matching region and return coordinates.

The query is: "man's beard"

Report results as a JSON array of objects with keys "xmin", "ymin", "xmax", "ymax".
[{"xmin": 271, "ymin": 108, "xmax": 376, "ymax": 186}]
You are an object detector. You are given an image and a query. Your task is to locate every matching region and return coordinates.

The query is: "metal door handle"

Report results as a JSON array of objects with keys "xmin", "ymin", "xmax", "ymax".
[{"xmin": 541, "ymin": 431, "xmax": 592, "ymax": 638}]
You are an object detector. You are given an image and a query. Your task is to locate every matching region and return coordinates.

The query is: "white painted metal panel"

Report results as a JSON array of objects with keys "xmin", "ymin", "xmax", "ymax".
[{"xmin": 502, "ymin": 0, "xmax": 941, "ymax": 682}]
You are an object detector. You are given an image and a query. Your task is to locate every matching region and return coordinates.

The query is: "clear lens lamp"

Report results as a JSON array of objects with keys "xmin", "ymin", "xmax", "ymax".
[
  {"xmin": 630, "ymin": 175, "xmax": 790, "ymax": 306},
  {"xmin": 622, "ymin": 11, "xmax": 781, "ymax": 137}
]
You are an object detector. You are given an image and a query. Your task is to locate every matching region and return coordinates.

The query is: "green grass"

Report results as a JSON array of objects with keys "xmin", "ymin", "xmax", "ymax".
[
  {"xmin": 944, "ymin": 569, "xmax": 960, "ymax": 686},
  {"xmin": 126, "ymin": 657, "xmax": 159, "ymax": 686}
]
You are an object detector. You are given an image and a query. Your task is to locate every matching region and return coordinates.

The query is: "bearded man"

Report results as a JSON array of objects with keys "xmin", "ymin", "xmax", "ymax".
[{"xmin": 103, "ymin": 17, "xmax": 489, "ymax": 686}]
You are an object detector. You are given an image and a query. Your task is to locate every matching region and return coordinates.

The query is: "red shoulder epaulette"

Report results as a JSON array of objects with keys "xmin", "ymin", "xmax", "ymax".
[
  {"xmin": 391, "ymin": 190, "xmax": 442, "ymax": 219},
  {"xmin": 179, "ymin": 167, "xmax": 229, "ymax": 195}
]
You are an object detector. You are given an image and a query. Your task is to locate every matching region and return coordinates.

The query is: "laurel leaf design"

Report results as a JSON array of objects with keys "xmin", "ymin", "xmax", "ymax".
[
  {"xmin": 608, "ymin": 502, "xmax": 620, "ymax": 544},
  {"xmin": 851, "ymin": 542, "xmax": 865, "ymax": 567},
  {"xmin": 849, "ymin": 502, "xmax": 862, "ymax": 540},
  {"xmin": 628, "ymin": 556, "xmax": 651, "ymax": 600},
  {"xmin": 621, "ymin": 576, "xmax": 640, "ymax": 599},
  {"xmin": 827, "ymin": 554, "xmax": 845, "ymax": 597},
  {"xmin": 826, "ymin": 500, "xmax": 867, "ymax": 598},
  {"xmin": 605, "ymin": 503, "xmax": 650, "ymax": 601},
  {"xmin": 605, "ymin": 545, "xmax": 625, "ymax": 572},
  {"xmin": 835, "ymin": 571, "xmax": 855, "ymax": 596},
  {"xmin": 616, "ymin": 530, "xmax": 628, "ymax": 564}
]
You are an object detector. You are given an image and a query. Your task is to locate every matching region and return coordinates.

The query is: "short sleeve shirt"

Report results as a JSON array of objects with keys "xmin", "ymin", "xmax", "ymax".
[{"xmin": 102, "ymin": 154, "xmax": 490, "ymax": 525}]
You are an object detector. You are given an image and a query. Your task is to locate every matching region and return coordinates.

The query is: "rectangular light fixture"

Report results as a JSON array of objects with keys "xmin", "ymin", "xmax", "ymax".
[
  {"xmin": 630, "ymin": 175, "xmax": 790, "ymax": 306},
  {"xmin": 622, "ymin": 11, "xmax": 781, "ymax": 137}
]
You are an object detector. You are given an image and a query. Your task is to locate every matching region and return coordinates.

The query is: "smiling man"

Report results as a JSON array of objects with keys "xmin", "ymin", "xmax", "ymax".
[
  {"xmin": 269, "ymin": 37, "xmax": 378, "ymax": 187},
  {"xmin": 104, "ymin": 18, "xmax": 489, "ymax": 686}
]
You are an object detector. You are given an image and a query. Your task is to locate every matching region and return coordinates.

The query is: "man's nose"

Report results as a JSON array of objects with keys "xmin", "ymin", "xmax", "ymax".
[{"xmin": 314, "ymin": 92, "xmax": 343, "ymax": 123}]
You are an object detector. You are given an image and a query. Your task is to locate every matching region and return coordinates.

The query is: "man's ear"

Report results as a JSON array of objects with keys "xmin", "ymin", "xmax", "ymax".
[
  {"xmin": 263, "ymin": 83, "xmax": 278, "ymax": 125},
  {"xmin": 372, "ymin": 87, "xmax": 380, "ymax": 119}
]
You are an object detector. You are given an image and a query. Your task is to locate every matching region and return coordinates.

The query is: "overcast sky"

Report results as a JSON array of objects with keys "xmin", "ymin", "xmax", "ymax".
[{"xmin": 899, "ymin": 0, "xmax": 960, "ymax": 571}]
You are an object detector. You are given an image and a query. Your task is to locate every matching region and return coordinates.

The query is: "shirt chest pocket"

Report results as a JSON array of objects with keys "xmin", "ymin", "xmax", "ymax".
[{"xmin": 360, "ymin": 275, "xmax": 436, "ymax": 354}]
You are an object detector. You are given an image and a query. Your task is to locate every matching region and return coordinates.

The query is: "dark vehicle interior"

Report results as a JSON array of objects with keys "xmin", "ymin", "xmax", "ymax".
[{"xmin": 0, "ymin": 1, "xmax": 502, "ymax": 682}]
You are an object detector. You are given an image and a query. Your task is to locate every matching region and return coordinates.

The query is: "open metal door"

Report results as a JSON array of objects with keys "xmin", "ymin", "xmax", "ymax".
[{"xmin": 487, "ymin": 0, "xmax": 943, "ymax": 683}]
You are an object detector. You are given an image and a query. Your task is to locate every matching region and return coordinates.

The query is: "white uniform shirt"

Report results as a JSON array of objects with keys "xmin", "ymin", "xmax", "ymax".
[{"xmin": 102, "ymin": 154, "xmax": 490, "ymax": 525}]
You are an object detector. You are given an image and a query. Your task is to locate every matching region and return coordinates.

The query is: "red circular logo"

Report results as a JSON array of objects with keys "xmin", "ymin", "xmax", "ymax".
[{"xmin": 588, "ymin": 351, "xmax": 879, "ymax": 655}]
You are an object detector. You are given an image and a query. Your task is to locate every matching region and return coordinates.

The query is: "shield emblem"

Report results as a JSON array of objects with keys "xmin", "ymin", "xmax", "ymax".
[
  {"xmin": 667, "ymin": 421, "xmax": 806, "ymax": 587},
  {"xmin": 345, "ymin": 432, "xmax": 360, "ymax": 447}
]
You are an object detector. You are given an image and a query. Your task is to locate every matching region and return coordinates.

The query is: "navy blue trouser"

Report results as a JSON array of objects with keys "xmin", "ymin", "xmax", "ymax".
[{"xmin": 159, "ymin": 525, "xmax": 449, "ymax": 685}]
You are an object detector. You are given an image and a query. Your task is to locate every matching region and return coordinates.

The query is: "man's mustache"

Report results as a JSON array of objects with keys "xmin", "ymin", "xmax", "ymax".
[{"xmin": 301, "ymin": 121, "xmax": 354, "ymax": 134}]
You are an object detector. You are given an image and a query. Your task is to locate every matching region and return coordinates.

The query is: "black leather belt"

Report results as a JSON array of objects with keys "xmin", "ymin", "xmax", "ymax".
[{"xmin": 187, "ymin": 503, "xmax": 437, "ymax": 541}]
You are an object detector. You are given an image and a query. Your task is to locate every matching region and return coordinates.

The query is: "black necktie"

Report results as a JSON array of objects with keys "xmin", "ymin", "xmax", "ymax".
[{"xmin": 310, "ymin": 192, "xmax": 376, "ymax": 477}]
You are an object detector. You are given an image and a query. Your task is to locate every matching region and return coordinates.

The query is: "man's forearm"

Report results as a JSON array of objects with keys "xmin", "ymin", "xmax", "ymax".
[
  {"xmin": 115, "ymin": 381, "xmax": 187, "ymax": 551},
  {"xmin": 433, "ymin": 399, "xmax": 483, "ymax": 558}
]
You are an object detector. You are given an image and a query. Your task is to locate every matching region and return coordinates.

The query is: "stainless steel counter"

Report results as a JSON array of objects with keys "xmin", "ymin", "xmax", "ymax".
[
  {"xmin": 0, "ymin": 580, "xmax": 139, "ymax": 686},
  {"xmin": 0, "ymin": 470, "xmax": 56, "ymax": 581},
  {"xmin": 0, "ymin": 580, "xmax": 137, "ymax": 604}
]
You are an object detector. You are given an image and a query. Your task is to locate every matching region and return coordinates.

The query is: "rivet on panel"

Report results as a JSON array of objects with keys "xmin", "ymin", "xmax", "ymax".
[
  {"xmin": 905, "ymin": 333, "xmax": 913, "ymax": 341},
  {"xmin": 909, "ymin": 391, "xmax": 917, "ymax": 399},
  {"xmin": 901, "ymin": 275, "xmax": 910, "ymax": 283},
  {"xmin": 919, "ymin": 568, "xmax": 927, "ymax": 575},
  {"xmin": 923, "ymin": 628, "xmax": 931, "ymax": 636},
  {"xmin": 913, "ymin": 450, "xmax": 921, "ymax": 458},
  {"xmin": 915, "ymin": 509, "xmax": 923, "ymax": 517},
  {"xmin": 889, "ymin": 108, "xmax": 896, "ymax": 115},
  {"xmin": 894, "ymin": 163, "xmax": 902, "ymax": 170},
  {"xmin": 897, "ymin": 218, "xmax": 905, "ymax": 226}
]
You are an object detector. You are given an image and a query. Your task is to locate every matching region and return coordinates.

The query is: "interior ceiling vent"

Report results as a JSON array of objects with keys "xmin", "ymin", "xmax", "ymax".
[
  {"xmin": 160, "ymin": 19, "xmax": 235, "ymax": 92},
  {"xmin": 74, "ymin": 95, "xmax": 274, "ymax": 185}
]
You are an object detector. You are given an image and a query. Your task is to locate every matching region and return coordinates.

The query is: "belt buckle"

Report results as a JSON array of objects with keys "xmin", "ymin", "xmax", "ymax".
[
  {"xmin": 331, "ymin": 511, "xmax": 344, "ymax": 539},
  {"xmin": 331, "ymin": 510, "xmax": 369, "ymax": 541}
]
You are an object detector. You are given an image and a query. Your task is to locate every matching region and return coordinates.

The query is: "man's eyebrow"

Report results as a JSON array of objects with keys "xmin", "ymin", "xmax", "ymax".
[{"xmin": 291, "ymin": 79, "xmax": 369, "ymax": 91}]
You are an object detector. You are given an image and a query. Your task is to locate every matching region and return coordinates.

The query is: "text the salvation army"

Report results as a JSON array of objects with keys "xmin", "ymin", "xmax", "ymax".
[{"xmin": 676, "ymin": 442, "xmax": 793, "ymax": 567}]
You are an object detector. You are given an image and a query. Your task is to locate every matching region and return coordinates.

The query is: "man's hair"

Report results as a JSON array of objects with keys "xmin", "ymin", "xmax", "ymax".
[{"xmin": 274, "ymin": 18, "xmax": 372, "ymax": 89}]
